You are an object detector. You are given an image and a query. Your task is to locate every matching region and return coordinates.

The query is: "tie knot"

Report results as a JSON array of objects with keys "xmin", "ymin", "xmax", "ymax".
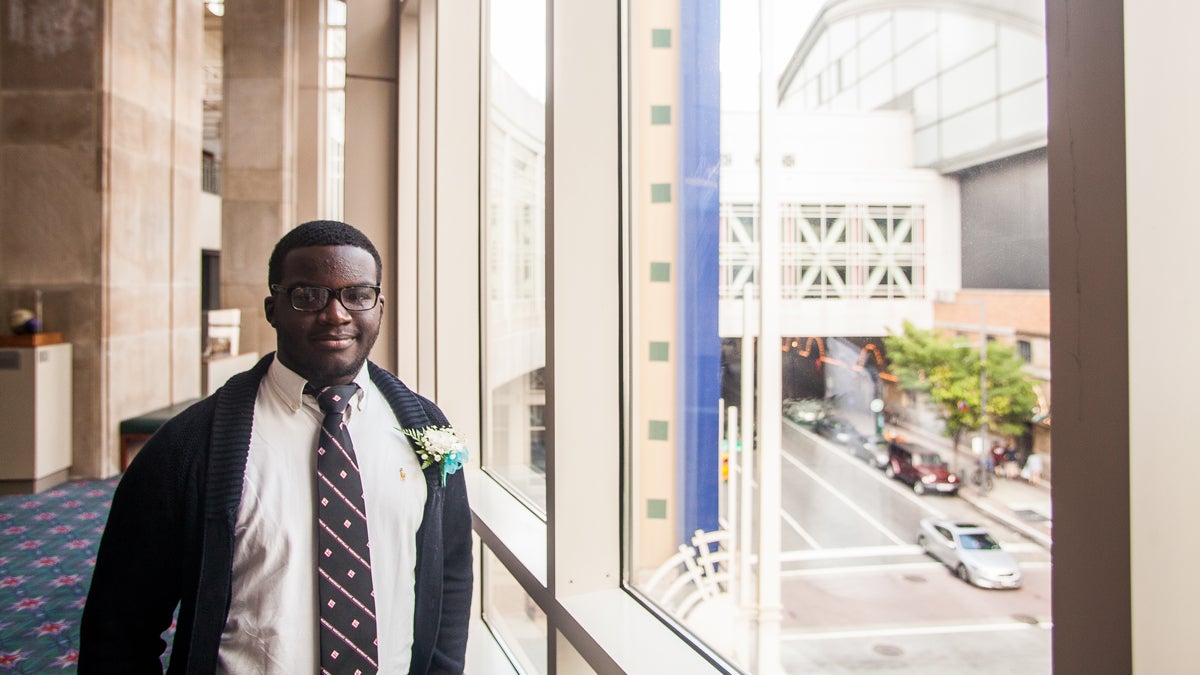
[{"xmin": 306, "ymin": 383, "xmax": 359, "ymax": 415}]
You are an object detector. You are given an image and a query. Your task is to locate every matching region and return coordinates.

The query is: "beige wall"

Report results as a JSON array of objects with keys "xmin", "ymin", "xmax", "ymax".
[
  {"xmin": 0, "ymin": 0, "xmax": 204, "ymax": 478},
  {"xmin": 1125, "ymin": 2, "xmax": 1200, "ymax": 671},
  {"xmin": 0, "ymin": 0, "xmax": 395, "ymax": 478},
  {"xmin": 345, "ymin": 0, "xmax": 398, "ymax": 374},
  {"xmin": 221, "ymin": 0, "xmax": 297, "ymax": 362},
  {"xmin": 633, "ymin": 0, "xmax": 681, "ymax": 569}
]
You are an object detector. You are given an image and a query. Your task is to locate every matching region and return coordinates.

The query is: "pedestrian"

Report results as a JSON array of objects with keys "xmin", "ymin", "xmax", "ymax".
[
  {"xmin": 79, "ymin": 220, "xmax": 473, "ymax": 674},
  {"xmin": 1003, "ymin": 442, "xmax": 1020, "ymax": 479},
  {"xmin": 990, "ymin": 442, "xmax": 1006, "ymax": 477},
  {"xmin": 1021, "ymin": 451, "xmax": 1045, "ymax": 486}
]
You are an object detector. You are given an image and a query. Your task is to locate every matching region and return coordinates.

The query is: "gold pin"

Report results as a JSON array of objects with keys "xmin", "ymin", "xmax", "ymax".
[{"xmin": 399, "ymin": 468, "xmax": 407, "ymax": 481}]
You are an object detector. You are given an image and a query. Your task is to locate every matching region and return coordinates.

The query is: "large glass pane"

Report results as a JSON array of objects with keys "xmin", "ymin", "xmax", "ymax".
[
  {"xmin": 483, "ymin": 0, "xmax": 548, "ymax": 513},
  {"xmin": 325, "ymin": 0, "xmax": 347, "ymax": 220},
  {"xmin": 626, "ymin": 1, "xmax": 1051, "ymax": 672},
  {"xmin": 482, "ymin": 545, "xmax": 548, "ymax": 674}
]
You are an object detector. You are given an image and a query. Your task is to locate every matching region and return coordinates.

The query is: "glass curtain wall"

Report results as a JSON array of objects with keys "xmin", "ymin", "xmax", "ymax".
[
  {"xmin": 482, "ymin": 545, "xmax": 549, "ymax": 674},
  {"xmin": 482, "ymin": 0, "xmax": 548, "ymax": 514},
  {"xmin": 326, "ymin": 0, "xmax": 347, "ymax": 220},
  {"xmin": 626, "ymin": 1, "xmax": 1052, "ymax": 672}
]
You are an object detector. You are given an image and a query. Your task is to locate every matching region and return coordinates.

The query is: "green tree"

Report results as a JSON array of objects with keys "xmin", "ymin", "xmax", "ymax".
[{"xmin": 883, "ymin": 320, "xmax": 1039, "ymax": 457}]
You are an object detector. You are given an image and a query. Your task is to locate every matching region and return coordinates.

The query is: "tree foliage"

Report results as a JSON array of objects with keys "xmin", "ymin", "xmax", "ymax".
[{"xmin": 883, "ymin": 320, "xmax": 1038, "ymax": 443}]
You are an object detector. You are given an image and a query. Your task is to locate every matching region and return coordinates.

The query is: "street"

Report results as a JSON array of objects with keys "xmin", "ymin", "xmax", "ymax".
[{"xmin": 714, "ymin": 419, "xmax": 1052, "ymax": 673}]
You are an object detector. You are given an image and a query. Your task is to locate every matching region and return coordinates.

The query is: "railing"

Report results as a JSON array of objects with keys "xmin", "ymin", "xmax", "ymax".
[
  {"xmin": 201, "ymin": 152, "xmax": 221, "ymax": 195},
  {"xmin": 719, "ymin": 202, "xmax": 927, "ymax": 300}
]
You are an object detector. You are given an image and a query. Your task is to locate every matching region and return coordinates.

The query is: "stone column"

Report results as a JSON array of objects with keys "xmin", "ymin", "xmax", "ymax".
[
  {"xmin": 0, "ymin": 0, "xmax": 205, "ymax": 478},
  {"xmin": 0, "ymin": 0, "xmax": 105, "ymax": 476},
  {"xmin": 344, "ymin": 0, "xmax": 398, "ymax": 372},
  {"xmin": 294, "ymin": 0, "xmax": 326, "ymax": 223},
  {"xmin": 221, "ymin": 0, "xmax": 298, "ymax": 359}
]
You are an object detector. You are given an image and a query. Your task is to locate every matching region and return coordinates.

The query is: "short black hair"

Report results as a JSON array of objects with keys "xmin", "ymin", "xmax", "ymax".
[{"xmin": 268, "ymin": 220, "xmax": 383, "ymax": 286}]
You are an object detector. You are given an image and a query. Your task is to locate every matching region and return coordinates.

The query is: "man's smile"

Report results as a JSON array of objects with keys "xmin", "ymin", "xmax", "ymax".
[{"xmin": 311, "ymin": 333, "xmax": 357, "ymax": 348}]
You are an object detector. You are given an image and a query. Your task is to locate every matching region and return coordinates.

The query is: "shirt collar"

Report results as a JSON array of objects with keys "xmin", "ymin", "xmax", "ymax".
[{"xmin": 266, "ymin": 357, "xmax": 371, "ymax": 413}]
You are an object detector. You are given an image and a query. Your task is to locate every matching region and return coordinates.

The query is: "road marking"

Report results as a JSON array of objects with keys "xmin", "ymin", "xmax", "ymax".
[
  {"xmin": 781, "ymin": 509, "xmax": 822, "ymax": 549},
  {"xmin": 778, "ymin": 559, "xmax": 1051, "ymax": 578},
  {"xmin": 784, "ymin": 419, "xmax": 950, "ymax": 519},
  {"xmin": 780, "ymin": 450, "xmax": 909, "ymax": 546},
  {"xmin": 781, "ymin": 619, "xmax": 1052, "ymax": 642},
  {"xmin": 781, "ymin": 544, "xmax": 923, "ymax": 562},
  {"xmin": 782, "ymin": 561, "xmax": 941, "ymax": 578}
]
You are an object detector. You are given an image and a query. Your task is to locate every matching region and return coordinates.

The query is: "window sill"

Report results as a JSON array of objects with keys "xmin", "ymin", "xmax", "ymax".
[{"xmin": 470, "ymin": 469, "xmax": 547, "ymax": 586}]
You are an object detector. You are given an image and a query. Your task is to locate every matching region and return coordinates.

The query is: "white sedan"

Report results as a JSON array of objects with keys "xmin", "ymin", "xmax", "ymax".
[{"xmin": 916, "ymin": 518, "xmax": 1023, "ymax": 589}]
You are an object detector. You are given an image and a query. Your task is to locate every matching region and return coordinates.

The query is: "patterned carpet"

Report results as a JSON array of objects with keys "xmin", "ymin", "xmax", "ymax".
[{"xmin": 0, "ymin": 478, "xmax": 119, "ymax": 672}]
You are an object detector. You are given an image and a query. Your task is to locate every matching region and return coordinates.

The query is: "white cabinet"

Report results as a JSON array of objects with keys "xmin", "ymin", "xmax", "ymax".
[
  {"xmin": 0, "ymin": 342, "xmax": 72, "ymax": 493},
  {"xmin": 202, "ymin": 351, "xmax": 260, "ymax": 396}
]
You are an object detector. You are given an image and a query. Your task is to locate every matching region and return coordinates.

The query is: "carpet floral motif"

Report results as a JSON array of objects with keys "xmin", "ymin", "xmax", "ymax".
[{"xmin": 0, "ymin": 478, "xmax": 175, "ymax": 672}]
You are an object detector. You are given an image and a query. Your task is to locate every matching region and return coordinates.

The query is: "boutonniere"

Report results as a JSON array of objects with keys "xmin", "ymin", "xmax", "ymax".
[{"xmin": 399, "ymin": 426, "xmax": 469, "ymax": 487}]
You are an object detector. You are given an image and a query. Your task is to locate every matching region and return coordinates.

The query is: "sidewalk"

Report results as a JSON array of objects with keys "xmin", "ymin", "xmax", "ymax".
[{"xmin": 890, "ymin": 420, "xmax": 1053, "ymax": 550}]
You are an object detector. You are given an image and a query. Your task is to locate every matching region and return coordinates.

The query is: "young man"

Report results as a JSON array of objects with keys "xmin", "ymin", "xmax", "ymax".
[{"xmin": 80, "ymin": 221, "xmax": 472, "ymax": 674}]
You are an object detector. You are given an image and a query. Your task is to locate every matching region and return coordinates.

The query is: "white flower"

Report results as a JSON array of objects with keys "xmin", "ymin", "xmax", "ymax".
[{"xmin": 399, "ymin": 425, "xmax": 470, "ymax": 486}]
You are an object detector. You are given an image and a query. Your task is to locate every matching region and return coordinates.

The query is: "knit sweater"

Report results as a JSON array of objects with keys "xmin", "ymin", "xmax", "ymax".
[{"xmin": 78, "ymin": 354, "xmax": 472, "ymax": 674}]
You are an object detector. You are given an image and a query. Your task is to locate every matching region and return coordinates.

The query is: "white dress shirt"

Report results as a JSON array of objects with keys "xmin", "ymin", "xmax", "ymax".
[{"xmin": 216, "ymin": 360, "xmax": 427, "ymax": 674}]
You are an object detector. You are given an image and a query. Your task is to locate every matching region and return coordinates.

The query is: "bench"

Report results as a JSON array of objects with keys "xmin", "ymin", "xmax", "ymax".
[{"xmin": 119, "ymin": 398, "xmax": 202, "ymax": 470}]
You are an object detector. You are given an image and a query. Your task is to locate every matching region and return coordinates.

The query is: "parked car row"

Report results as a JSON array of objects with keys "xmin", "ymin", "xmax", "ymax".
[
  {"xmin": 884, "ymin": 441, "xmax": 961, "ymax": 495},
  {"xmin": 794, "ymin": 406, "xmax": 1021, "ymax": 590},
  {"xmin": 804, "ymin": 411, "xmax": 962, "ymax": 495},
  {"xmin": 782, "ymin": 398, "xmax": 826, "ymax": 425}
]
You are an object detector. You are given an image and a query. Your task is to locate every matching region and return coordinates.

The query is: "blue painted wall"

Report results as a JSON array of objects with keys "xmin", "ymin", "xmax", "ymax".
[{"xmin": 676, "ymin": 0, "xmax": 721, "ymax": 545}]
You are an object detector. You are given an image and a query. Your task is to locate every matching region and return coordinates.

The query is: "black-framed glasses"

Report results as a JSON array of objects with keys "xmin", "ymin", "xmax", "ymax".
[{"xmin": 270, "ymin": 284, "xmax": 382, "ymax": 312}]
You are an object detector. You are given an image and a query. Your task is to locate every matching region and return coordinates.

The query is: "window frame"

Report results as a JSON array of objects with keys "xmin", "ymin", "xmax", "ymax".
[{"xmin": 406, "ymin": 0, "xmax": 1151, "ymax": 672}]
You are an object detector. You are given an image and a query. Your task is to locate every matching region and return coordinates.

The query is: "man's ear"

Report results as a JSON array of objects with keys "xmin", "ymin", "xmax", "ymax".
[{"xmin": 264, "ymin": 295, "xmax": 276, "ymax": 326}]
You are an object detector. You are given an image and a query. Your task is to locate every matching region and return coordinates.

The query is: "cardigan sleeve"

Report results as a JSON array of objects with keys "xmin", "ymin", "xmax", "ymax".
[
  {"xmin": 422, "ymin": 400, "xmax": 474, "ymax": 675},
  {"xmin": 78, "ymin": 404, "xmax": 209, "ymax": 674}
]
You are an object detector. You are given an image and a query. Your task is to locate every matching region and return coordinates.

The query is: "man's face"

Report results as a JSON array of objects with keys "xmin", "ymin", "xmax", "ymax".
[{"xmin": 265, "ymin": 245, "xmax": 384, "ymax": 387}]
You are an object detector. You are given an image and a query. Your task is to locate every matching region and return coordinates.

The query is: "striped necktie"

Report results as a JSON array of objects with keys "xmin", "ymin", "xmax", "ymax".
[{"xmin": 308, "ymin": 383, "xmax": 379, "ymax": 675}]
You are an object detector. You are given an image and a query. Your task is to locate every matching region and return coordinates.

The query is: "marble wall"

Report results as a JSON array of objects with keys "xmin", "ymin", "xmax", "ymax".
[
  {"xmin": 1, "ymin": 0, "xmax": 396, "ymax": 478},
  {"xmin": 0, "ymin": 0, "xmax": 204, "ymax": 478},
  {"xmin": 221, "ymin": 0, "xmax": 297, "ymax": 361}
]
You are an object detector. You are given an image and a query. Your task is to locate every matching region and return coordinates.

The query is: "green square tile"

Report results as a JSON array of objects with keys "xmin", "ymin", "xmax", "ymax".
[
  {"xmin": 647, "ymin": 498, "xmax": 668, "ymax": 519},
  {"xmin": 649, "ymin": 341, "xmax": 670, "ymax": 362},
  {"xmin": 648, "ymin": 420, "xmax": 669, "ymax": 441},
  {"xmin": 650, "ymin": 183, "xmax": 671, "ymax": 203},
  {"xmin": 650, "ymin": 262, "xmax": 671, "ymax": 282},
  {"xmin": 651, "ymin": 105, "xmax": 671, "ymax": 125},
  {"xmin": 651, "ymin": 29, "xmax": 671, "ymax": 48}
]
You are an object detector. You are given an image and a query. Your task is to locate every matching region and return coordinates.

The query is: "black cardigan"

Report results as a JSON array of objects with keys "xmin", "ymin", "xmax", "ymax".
[{"xmin": 79, "ymin": 354, "xmax": 473, "ymax": 674}]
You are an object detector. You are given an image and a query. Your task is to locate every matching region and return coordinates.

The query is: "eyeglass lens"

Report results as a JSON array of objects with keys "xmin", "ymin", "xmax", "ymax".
[{"xmin": 290, "ymin": 286, "xmax": 378, "ymax": 311}]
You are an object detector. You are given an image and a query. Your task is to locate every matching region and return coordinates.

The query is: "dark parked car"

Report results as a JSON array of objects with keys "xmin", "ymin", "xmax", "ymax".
[
  {"xmin": 813, "ymin": 415, "xmax": 863, "ymax": 446},
  {"xmin": 853, "ymin": 434, "xmax": 891, "ymax": 469},
  {"xmin": 783, "ymin": 398, "xmax": 826, "ymax": 426},
  {"xmin": 884, "ymin": 442, "xmax": 960, "ymax": 495}
]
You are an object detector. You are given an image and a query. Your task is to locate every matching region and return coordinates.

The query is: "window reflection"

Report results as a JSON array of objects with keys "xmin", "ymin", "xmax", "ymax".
[
  {"xmin": 482, "ymin": 546, "xmax": 548, "ymax": 674},
  {"xmin": 326, "ymin": 0, "xmax": 346, "ymax": 219},
  {"xmin": 627, "ymin": 2, "xmax": 1052, "ymax": 672},
  {"xmin": 483, "ymin": 0, "xmax": 547, "ymax": 513}
]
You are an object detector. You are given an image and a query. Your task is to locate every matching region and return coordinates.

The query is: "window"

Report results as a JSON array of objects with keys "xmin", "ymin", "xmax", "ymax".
[
  {"xmin": 326, "ymin": 0, "xmax": 347, "ymax": 219},
  {"xmin": 442, "ymin": 2, "xmax": 1194, "ymax": 671},
  {"xmin": 626, "ymin": 2, "xmax": 1052, "ymax": 671},
  {"xmin": 482, "ymin": 545, "xmax": 547, "ymax": 674},
  {"xmin": 482, "ymin": 0, "xmax": 547, "ymax": 514}
]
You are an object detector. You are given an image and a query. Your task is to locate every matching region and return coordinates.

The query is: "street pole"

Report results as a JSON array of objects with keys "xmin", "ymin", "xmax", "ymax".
[
  {"xmin": 755, "ymin": 0, "xmax": 783, "ymax": 669},
  {"xmin": 725, "ymin": 404, "xmax": 739, "ymax": 648},
  {"xmin": 737, "ymin": 284, "xmax": 755, "ymax": 661},
  {"xmin": 978, "ymin": 301, "xmax": 990, "ymax": 494}
]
